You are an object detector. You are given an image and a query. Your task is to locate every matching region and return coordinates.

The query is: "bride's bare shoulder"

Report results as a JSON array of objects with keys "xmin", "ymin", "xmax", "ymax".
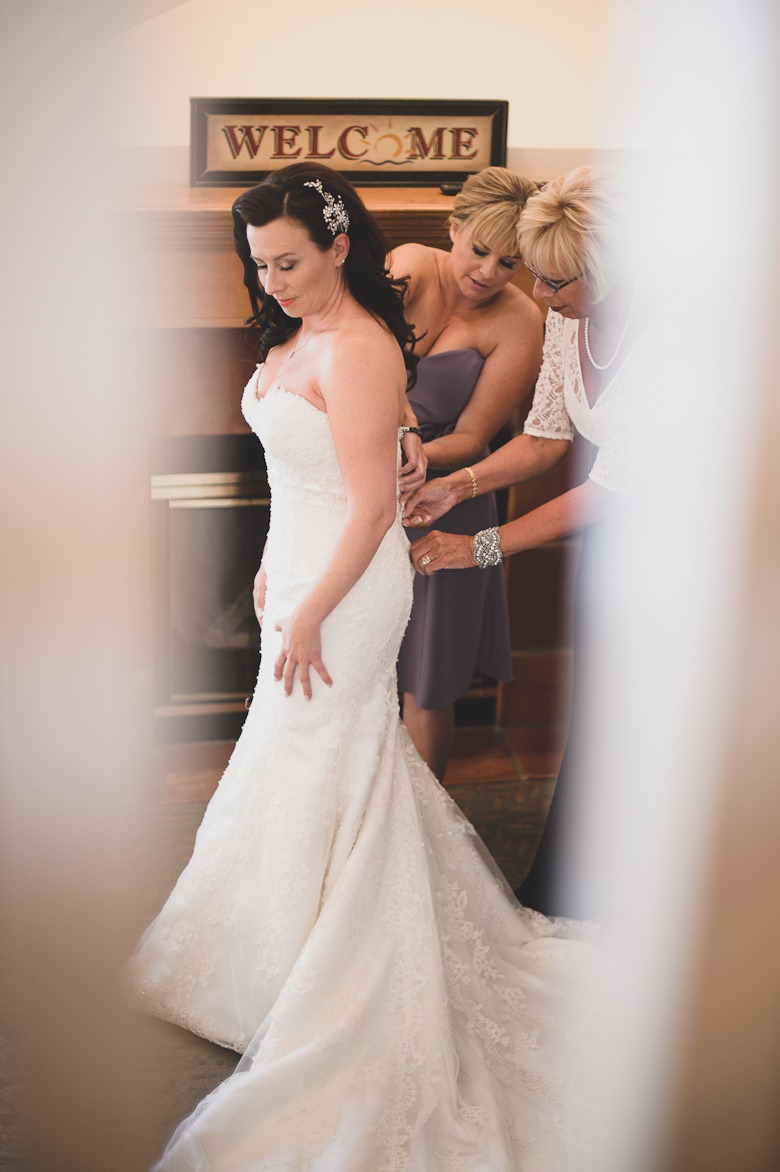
[{"xmin": 323, "ymin": 313, "xmax": 405, "ymax": 390}]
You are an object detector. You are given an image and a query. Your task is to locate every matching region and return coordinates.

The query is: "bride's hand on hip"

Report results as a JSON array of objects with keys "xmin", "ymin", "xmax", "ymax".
[
  {"xmin": 253, "ymin": 562, "xmax": 267, "ymax": 627},
  {"xmin": 274, "ymin": 608, "xmax": 333, "ymax": 700}
]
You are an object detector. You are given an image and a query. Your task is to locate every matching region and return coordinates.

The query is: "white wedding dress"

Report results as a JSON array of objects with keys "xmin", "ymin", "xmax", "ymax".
[{"xmin": 131, "ymin": 373, "xmax": 602, "ymax": 1171}]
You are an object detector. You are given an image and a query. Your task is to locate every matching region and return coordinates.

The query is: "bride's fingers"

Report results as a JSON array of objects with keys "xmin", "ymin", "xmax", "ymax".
[
  {"xmin": 282, "ymin": 655, "xmax": 298, "ymax": 697},
  {"xmin": 297, "ymin": 663, "xmax": 312, "ymax": 701},
  {"xmin": 272, "ymin": 648, "xmax": 296, "ymax": 695},
  {"xmin": 273, "ymin": 647, "xmax": 286, "ymax": 681},
  {"xmin": 312, "ymin": 656, "xmax": 333, "ymax": 689},
  {"xmin": 275, "ymin": 655, "xmax": 332, "ymax": 699}
]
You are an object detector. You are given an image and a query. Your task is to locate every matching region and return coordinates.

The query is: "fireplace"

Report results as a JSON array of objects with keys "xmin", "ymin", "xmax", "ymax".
[{"xmin": 152, "ymin": 436, "xmax": 269, "ymax": 743}]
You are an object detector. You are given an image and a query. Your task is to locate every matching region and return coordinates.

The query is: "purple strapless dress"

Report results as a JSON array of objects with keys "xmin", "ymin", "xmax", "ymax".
[{"xmin": 397, "ymin": 349, "xmax": 512, "ymax": 709}]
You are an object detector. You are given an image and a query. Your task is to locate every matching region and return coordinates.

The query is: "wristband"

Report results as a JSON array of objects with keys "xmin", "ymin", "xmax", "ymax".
[{"xmin": 400, "ymin": 426, "xmax": 423, "ymax": 438}]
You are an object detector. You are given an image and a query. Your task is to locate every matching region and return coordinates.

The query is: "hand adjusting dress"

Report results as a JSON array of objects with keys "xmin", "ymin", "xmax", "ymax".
[
  {"xmin": 396, "ymin": 349, "xmax": 512, "ymax": 709},
  {"xmin": 130, "ymin": 370, "xmax": 601, "ymax": 1172}
]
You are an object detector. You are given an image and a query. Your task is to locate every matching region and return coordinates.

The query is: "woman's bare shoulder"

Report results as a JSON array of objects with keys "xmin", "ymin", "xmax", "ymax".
[
  {"xmin": 482, "ymin": 283, "xmax": 543, "ymax": 347},
  {"xmin": 499, "ymin": 281, "xmax": 542, "ymax": 321},
  {"xmin": 389, "ymin": 241, "xmax": 435, "ymax": 269},
  {"xmin": 326, "ymin": 311, "xmax": 405, "ymax": 374},
  {"xmin": 388, "ymin": 242, "xmax": 446, "ymax": 286}
]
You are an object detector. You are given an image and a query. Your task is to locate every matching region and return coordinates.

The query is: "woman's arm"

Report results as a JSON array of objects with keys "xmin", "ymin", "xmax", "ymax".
[
  {"xmin": 398, "ymin": 393, "xmax": 426, "ymax": 497},
  {"xmin": 404, "ymin": 311, "xmax": 570, "ymax": 525},
  {"xmin": 422, "ymin": 300, "xmax": 544, "ymax": 470},
  {"xmin": 253, "ymin": 540, "xmax": 269, "ymax": 626},
  {"xmin": 409, "ymin": 479, "xmax": 617, "ymax": 573},
  {"xmin": 389, "ymin": 244, "xmax": 427, "ymax": 495},
  {"xmin": 389, "ymin": 244, "xmax": 545, "ymax": 472},
  {"xmin": 273, "ymin": 328, "xmax": 404, "ymax": 698},
  {"xmin": 404, "ymin": 431, "xmax": 570, "ymax": 526}
]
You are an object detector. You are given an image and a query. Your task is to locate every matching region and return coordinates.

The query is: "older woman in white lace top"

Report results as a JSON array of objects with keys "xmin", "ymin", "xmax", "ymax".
[
  {"xmin": 403, "ymin": 164, "xmax": 663, "ymax": 570},
  {"xmin": 403, "ymin": 165, "xmax": 669, "ymax": 918}
]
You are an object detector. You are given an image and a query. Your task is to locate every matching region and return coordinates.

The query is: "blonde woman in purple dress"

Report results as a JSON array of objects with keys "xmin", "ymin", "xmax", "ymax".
[{"xmin": 392, "ymin": 168, "xmax": 544, "ymax": 779}]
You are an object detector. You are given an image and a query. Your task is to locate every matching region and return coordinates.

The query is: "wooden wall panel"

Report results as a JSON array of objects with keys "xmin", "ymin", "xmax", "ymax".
[
  {"xmin": 148, "ymin": 329, "xmax": 256, "ymax": 436},
  {"xmin": 505, "ymin": 540, "xmax": 578, "ymax": 650},
  {"xmin": 496, "ymin": 649, "xmax": 573, "ymax": 736},
  {"xmin": 126, "ymin": 185, "xmax": 452, "ymax": 329}
]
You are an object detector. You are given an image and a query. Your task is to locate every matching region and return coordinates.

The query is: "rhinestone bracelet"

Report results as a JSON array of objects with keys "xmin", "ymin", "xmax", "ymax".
[{"xmin": 472, "ymin": 527, "xmax": 503, "ymax": 568}]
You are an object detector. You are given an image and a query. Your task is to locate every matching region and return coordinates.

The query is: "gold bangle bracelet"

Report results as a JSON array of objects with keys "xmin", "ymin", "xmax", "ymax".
[{"xmin": 464, "ymin": 466, "xmax": 478, "ymax": 498}]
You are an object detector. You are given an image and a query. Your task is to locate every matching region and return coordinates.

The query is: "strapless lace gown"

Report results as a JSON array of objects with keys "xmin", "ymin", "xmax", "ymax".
[{"xmin": 130, "ymin": 374, "xmax": 601, "ymax": 1171}]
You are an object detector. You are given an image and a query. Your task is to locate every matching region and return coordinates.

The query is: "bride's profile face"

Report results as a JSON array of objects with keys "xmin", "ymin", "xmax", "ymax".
[{"xmin": 247, "ymin": 216, "xmax": 345, "ymax": 319}]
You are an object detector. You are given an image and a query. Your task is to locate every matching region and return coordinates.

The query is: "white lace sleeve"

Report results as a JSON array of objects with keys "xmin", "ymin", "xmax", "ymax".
[{"xmin": 523, "ymin": 312, "xmax": 575, "ymax": 443}]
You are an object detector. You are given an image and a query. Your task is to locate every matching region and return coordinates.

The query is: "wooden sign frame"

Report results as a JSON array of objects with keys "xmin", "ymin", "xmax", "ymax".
[{"xmin": 190, "ymin": 98, "xmax": 508, "ymax": 187}]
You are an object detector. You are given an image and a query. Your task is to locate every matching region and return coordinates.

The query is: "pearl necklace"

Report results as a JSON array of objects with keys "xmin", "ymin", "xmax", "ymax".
[{"xmin": 583, "ymin": 282, "xmax": 639, "ymax": 371}]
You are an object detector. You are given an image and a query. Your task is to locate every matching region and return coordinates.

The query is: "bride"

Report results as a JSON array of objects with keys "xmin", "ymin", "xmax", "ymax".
[{"xmin": 130, "ymin": 162, "xmax": 600, "ymax": 1171}]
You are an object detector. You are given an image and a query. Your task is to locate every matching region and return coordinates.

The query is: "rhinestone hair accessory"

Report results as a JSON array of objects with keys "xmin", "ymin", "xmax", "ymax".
[{"xmin": 303, "ymin": 179, "xmax": 350, "ymax": 235}]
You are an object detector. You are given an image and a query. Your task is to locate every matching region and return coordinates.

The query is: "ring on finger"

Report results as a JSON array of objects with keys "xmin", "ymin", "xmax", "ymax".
[{"xmin": 420, "ymin": 553, "xmax": 431, "ymax": 566}]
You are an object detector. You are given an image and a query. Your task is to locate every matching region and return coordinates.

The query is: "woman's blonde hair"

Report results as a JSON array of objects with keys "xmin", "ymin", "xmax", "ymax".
[
  {"xmin": 449, "ymin": 167, "xmax": 538, "ymax": 258},
  {"xmin": 517, "ymin": 166, "xmax": 626, "ymax": 303}
]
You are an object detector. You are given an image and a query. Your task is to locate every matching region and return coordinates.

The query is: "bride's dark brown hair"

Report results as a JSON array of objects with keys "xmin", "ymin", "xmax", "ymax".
[{"xmin": 232, "ymin": 162, "xmax": 418, "ymax": 385}]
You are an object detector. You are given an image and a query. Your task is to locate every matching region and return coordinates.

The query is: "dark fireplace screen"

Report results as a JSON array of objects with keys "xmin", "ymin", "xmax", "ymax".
[{"xmin": 152, "ymin": 471, "xmax": 269, "ymax": 739}]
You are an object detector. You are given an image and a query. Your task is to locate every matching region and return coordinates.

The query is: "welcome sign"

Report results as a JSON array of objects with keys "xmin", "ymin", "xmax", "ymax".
[{"xmin": 191, "ymin": 99, "xmax": 508, "ymax": 187}]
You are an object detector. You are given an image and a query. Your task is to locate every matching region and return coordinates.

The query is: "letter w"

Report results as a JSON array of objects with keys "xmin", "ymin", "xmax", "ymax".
[{"xmin": 221, "ymin": 125, "xmax": 267, "ymax": 159}]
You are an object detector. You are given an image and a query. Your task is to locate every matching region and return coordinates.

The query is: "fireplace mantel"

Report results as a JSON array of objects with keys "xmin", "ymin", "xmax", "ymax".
[{"xmin": 127, "ymin": 184, "xmax": 454, "ymax": 330}]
